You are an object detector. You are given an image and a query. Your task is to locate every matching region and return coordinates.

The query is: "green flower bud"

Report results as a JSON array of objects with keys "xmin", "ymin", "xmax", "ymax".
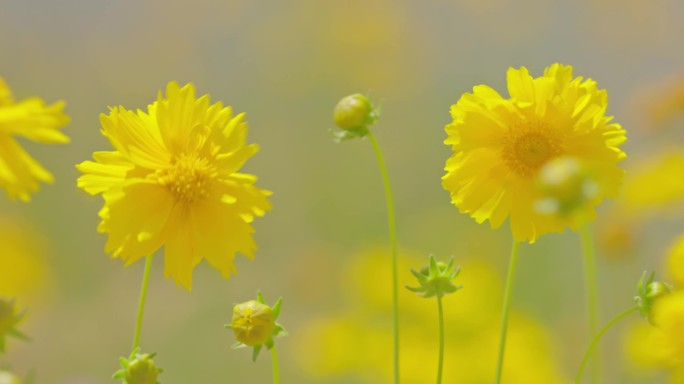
[
  {"xmin": 126, "ymin": 353, "xmax": 160, "ymax": 384},
  {"xmin": 226, "ymin": 291, "xmax": 287, "ymax": 362},
  {"xmin": 0, "ymin": 370, "xmax": 23, "ymax": 384},
  {"xmin": 406, "ymin": 255, "xmax": 463, "ymax": 298},
  {"xmin": 635, "ymin": 271, "xmax": 672, "ymax": 324},
  {"xmin": 113, "ymin": 348, "xmax": 162, "ymax": 384},
  {"xmin": 534, "ymin": 157, "xmax": 599, "ymax": 216},
  {"xmin": 333, "ymin": 94, "xmax": 374, "ymax": 130},
  {"xmin": 231, "ymin": 300, "xmax": 275, "ymax": 346}
]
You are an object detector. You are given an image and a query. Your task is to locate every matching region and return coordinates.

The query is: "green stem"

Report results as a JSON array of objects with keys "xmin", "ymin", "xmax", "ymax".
[
  {"xmin": 271, "ymin": 346, "xmax": 280, "ymax": 384},
  {"xmin": 575, "ymin": 306, "xmax": 638, "ymax": 384},
  {"xmin": 437, "ymin": 296, "xmax": 444, "ymax": 384},
  {"xmin": 495, "ymin": 240, "xmax": 520, "ymax": 384},
  {"xmin": 580, "ymin": 223, "xmax": 600, "ymax": 384},
  {"xmin": 132, "ymin": 255, "xmax": 154, "ymax": 351},
  {"xmin": 367, "ymin": 131, "xmax": 400, "ymax": 384}
]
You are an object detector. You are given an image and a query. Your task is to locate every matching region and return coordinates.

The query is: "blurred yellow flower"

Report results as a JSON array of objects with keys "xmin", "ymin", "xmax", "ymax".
[
  {"xmin": 0, "ymin": 77, "xmax": 69, "ymax": 201},
  {"xmin": 625, "ymin": 291, "xmax": 684, "ymax": 383},
  {"xmin": 76, "ymin": 82, "xmax": 271, "ymax": 289},
  {"xmin": 294, "ymin": 248, "xmax": 567, "ymax": 383},
  {"xmin": 622, "ymin": 148, "xmax": 684, "ymax": 212},
  {"xmin": 442, "ymin": 63, "xmax": 626, "ymax": 242},
  {"xmin": 0, "ymin": 218, "xmax": 52, "ymax": 307}
]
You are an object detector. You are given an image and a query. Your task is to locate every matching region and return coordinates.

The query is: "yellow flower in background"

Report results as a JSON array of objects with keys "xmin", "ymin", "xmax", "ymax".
[
  {"xmin": 621, "ymin": 148, "xmax": 684, "ymax": 212},
  {"xmin": 0, "ymin": 77, "xmax": 69, "ymax": 201},
  {"xmin": 625, "ymin": 291, "xmax": 684, "ymax": 383},
  {"xmin": 0, "ymin": 218, "xmax": 53, "ymax": 307},
  {"xmin": 442, "ymin": 63, "xmax": 626, "ymax": 242},
  {"xmin": 294, "ymin": 248, "xmax": 568, "ymax": 383},
  {"xmin": 76, "ymin": 82, "xmax": 271, "ymax": 289}
]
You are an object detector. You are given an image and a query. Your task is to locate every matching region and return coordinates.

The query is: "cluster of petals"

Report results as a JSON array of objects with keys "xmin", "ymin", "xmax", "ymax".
[{"xmin": 0, "ymin": 77, "xmax": 69, "ymax": 201}]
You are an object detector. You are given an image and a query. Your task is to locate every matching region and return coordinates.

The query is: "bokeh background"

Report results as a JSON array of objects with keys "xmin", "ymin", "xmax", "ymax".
[{"xmin": 1, "ymin": 0, "xmax": 684, "ymax": 383}]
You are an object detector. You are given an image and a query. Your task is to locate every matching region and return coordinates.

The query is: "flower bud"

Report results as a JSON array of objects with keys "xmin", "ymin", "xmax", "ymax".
[
  {"xmin": 226, "ymin": 291, "xmax": 287, "ymax": 362},
  {"xmin": 635, "ymin": 271, "xmax": 672, "ymax": 324},
  {"xmin": 534, "ymin": 157, "xmax": 599, "ymax": 216},
  {"xmin": 113, "ymin": 348, "xmax": 162, "ymax": 384},
  {"xmin": 0, "ymin": 370, "xmax": 23, "ymax": 384},
  {"xmin": 333, "ymin": 94, "xmax": 375, "ymax": 130},
  {"xmin": 231, "ymin": 300, "xmax": 276, "ymax": 347},
  {"xmin": 125, "ymin": 353, "xmax": 160, "ymax": 384},
  {"xmin": 406, "ymin": 255, "xmax": 462, "ymax": 298}
]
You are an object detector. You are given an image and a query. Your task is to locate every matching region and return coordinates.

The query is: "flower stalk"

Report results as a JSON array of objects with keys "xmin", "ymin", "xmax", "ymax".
[
  {"xmin": 332, "ymin": 93, "xmax": 400, "ymax": 384},
  {"xmin": 495, "ymin": 240, "xmax": 520, "ymax": 384},
  {"xmin": 579, "ymin": 223, "xmax": 600, "ymax": 384}
]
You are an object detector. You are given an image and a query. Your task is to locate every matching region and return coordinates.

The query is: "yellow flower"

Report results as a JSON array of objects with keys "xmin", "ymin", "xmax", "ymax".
[
  {"xmin": 0, "ymin": 77, "xmax": 69, "ymax": 201},
  {"xmin": 442, "ymin": 63, "xmax": 626, "ymax": 242},
  {"xmin": 76, "ymin": 82, "xmax": 271, "ymax": 289}
]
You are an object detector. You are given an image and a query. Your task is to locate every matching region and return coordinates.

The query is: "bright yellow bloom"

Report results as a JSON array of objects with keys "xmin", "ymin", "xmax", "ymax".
[
  {"xmin": 0, "ymin": 77, "xmax": 69, "ymax": 201},
  {"xmin": 442, "ymin": 64, "xmax": 626, "ymax": 242},
  {"xmin": 76, "ymin": 82, "xmax": 271, "ymax": 289}
]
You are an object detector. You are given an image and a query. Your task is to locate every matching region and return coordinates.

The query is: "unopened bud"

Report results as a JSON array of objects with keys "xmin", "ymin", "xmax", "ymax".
[
  {"xmin": 333, "ymin": 94, "xmax": 375, "ymax": 130},
  {"xmin": 406, "ymin": 255, "xmax": 463, "ymax": 298},
  {"xmin": 535, "ymin": 157, "xmax": 599, "ymax": 216},
  {"xmin": 231, "ymin": 300, "xmax": 275, "ymax": 346},
  {"xmin": 635, "ymin": 271, "xmax": 672, "ymax": 324}
]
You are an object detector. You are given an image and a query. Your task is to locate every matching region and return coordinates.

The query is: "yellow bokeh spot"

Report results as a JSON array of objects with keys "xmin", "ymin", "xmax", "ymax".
[{"xmin": 0, "ymin": 219, "xmax": 52, "ymax": 307}]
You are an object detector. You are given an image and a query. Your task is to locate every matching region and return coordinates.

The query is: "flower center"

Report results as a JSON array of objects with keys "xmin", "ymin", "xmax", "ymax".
[
  {"xmin": 157, "ymin": 154, "xmax": 214, "ymax": 203},
  {"xmin": 502, "ymin": 121, "xmax": 561, "ymax": 177}
]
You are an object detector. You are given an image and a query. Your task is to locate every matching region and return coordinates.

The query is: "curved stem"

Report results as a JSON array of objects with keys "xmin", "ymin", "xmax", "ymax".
[
  {"xmin": 580, "ymin": 223, "xmax": 600, "ymax": 384},
  {"xmin": 495, "ymin": 240, "xmax": 520, "ymax": 384},
  {"xmin": 132, "ymin": 255, "xmax": 154, "ymax": 351},
  {"xmin": 367, "ymin": 131, "xmax": 400, "ymax": 384},
  {"xmin": 271, "ymin": 346, "xmax": 280, "ymax": 384},
  {"xmin": 437, "ymin": 296, "xmax": 444, "ymax": 384},
  {"xmin": 575, "ymin": 306, "xmax": 638, "ymax": 383}
]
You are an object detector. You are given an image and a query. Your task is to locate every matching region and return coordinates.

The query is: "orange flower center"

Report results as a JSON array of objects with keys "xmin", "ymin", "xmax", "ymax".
[
  {"xmin": 157, "ymin": 154, "xmax": 214, "ymax": 203},
  {"xmin": 502, "ymin": 121, "xmax": 562, "ymax": 177}
]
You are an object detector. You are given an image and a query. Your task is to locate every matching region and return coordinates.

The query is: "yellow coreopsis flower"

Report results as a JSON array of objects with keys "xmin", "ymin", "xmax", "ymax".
[
  {"xmin": 442, "ymin": 64, "xmax": 626, "ymax": 242},
  {"xmin": 0, "ymin": 77, "xmax": 70, "ymax": 201},
  {"xmin": 76, "ymin": 82, "xmax": 271, "ymax": 289}
]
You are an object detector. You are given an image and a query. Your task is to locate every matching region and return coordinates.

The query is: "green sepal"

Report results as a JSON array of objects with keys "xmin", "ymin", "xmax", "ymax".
[
  {"xmin": 406, "ymin": 255, "xmax": 463, "ymax": 299},
  {"xmin": 272, "ymin": 298, "xmax": 283, "ymax": 320},
  {"xmin": 251, "ymin": 344, "xmax": 263, "ymax": 362},
  {"xmin": 7, "ymin": 328, "xmax": 30, "ymax": 341},
  {"xmin": 231, "ymin": 342, "xmax": 246, "ymax": 350},
  {"xmin": 329, "ymin": 126, "xmax": 369, "ymax": 143}
]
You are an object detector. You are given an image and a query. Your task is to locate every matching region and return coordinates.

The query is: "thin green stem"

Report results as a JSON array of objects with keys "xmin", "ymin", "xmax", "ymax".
[
  {"xmin": 495, "ymin": 240, "xmax": 520, "ymax": 384},
  {"xmin": 437, "ymin": 296, "xmax": 444, "ymax": 384},
  {"xmin": 132, "ymin": 255, "xmax": 154, "ymax": 351},
  {"xmin": 575, "ymin": 306, "xmax": 638, "ymax": 384},
  {"xmin": 271, "ymin": 346, "xmax": 280, "ymax": 384},
  {"xmin": 580, "ymin": 223, "xmax": 600, "ymax": 384},
  {"xmin": 367, "ymin": 131, "xmax": 400, "ymax": 384}
]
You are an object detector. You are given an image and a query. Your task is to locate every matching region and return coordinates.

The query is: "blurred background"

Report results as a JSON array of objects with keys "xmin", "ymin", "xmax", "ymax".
[{"xmin": 1, "ymin": 0, "xmax": 684, "ymax": 383}]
